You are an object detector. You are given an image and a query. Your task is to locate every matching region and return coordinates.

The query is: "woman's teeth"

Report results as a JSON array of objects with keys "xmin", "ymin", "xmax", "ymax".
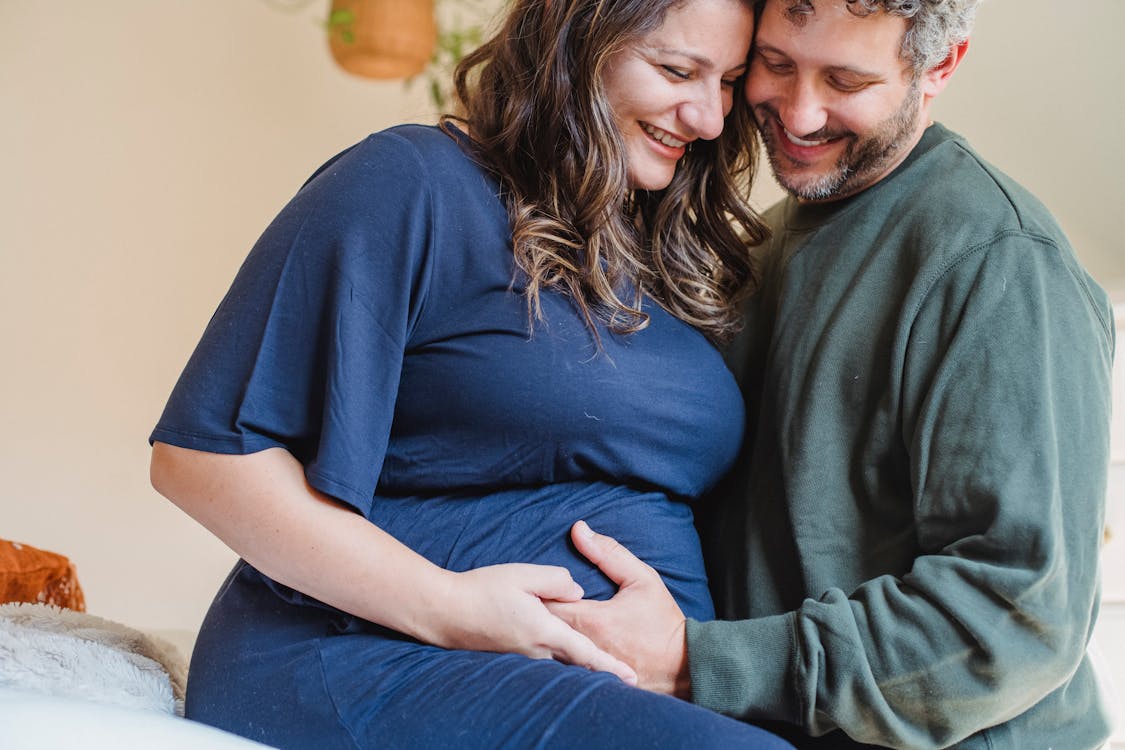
[{"xmin": 642, "ymin": 123, "xmax": 686, "ymax": 148}]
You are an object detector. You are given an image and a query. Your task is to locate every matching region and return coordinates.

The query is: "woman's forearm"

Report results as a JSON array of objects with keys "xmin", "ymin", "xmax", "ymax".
[
  {"xmin": 149, "ymin": 442, "xmax": 636, "ymax": 681},
  {"xmin": 149, "ymin": 442, "xmax": 453, "ymax": 639}
]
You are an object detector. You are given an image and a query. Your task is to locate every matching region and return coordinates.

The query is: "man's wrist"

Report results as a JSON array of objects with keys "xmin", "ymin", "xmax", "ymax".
[{"xmin": 670, "ymin": 618, "xmax": 692, "ymax": 699}]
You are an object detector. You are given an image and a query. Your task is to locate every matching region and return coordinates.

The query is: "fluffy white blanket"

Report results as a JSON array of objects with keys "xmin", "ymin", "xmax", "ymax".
[{"xmin": 0, "ymin": 602, "xmax": 187, "ymax": 715}]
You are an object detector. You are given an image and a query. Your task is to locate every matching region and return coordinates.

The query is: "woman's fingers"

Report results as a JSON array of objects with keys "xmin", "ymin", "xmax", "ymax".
[
  {"xmin": 513, "ymin": 564, "xmax": 637, "ymax": 682},
  {"xmin": 446, "ymin": 564, "xmax": 637, "ymax": 683},
  {"xmin": 544, "ymin": 617, "xmax": 638, "ymax": 685},
  {"xmin": 521, "ymin": 564, "xmax": 585, "ymax": 603}
]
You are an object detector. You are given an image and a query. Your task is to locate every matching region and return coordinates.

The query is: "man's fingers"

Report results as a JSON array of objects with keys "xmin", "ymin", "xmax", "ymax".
[
  {"xmin": 570, "ymin": 520, "xmax": 650, "ymax": 587},
  {"xmin": 549, "ymin": 620, "xmax": 638, "ymax": 685},
  {"xmin": 543, "ymin": 598, "xmax": 582, "ymax": 628}
]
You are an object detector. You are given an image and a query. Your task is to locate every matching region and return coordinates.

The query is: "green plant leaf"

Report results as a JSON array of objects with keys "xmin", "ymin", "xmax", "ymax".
[{"xmin": 327, "ymin": 9, "xmax": 354, "ymax": 26}]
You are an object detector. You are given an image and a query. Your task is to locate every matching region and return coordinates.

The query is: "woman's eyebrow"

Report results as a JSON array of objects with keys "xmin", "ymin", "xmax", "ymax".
[{"xmin": 651, "ymin": 47, "xmax": 718, "ymax": 69}]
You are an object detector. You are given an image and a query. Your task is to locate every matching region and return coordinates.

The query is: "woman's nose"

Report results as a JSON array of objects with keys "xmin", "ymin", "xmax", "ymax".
[{"xmin": 680, "ymin": 84, "xmax": 730, "ymax": 141}]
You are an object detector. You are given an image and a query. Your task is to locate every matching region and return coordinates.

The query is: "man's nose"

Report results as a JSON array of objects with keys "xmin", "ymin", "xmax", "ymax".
[{"xmin": 776, "ymin": 78, "xmax": 829, "ymax": 138}]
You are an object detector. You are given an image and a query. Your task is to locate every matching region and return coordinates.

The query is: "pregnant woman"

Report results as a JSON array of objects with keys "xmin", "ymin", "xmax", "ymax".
[{"xmin": 149, "ymin": 0, "xmax": 789, "ymax": 747}]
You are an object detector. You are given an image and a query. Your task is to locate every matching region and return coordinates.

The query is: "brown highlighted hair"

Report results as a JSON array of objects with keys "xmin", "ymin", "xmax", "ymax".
[{"xmin": 444, "ymin": 0, "xmax": 766, "ymax": 344}]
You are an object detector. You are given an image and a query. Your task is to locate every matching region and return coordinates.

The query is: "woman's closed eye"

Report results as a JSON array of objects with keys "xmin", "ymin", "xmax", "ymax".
[
  {"xmin": 661, "ymin": 65, "xmax": 691, "ymax": 80},
  {"xmin": 722, "ymin": 68, "xmax": 747, "ymax": 89}
]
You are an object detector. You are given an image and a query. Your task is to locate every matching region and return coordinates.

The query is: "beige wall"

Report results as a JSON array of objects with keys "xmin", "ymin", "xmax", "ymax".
[
  {"xmin": 1, "ymin": 0, "xmax": 440, "ymax": 632},
  {"xmin": 2, "ymin": 0, "xmax": 1123, "ymax": 635}
]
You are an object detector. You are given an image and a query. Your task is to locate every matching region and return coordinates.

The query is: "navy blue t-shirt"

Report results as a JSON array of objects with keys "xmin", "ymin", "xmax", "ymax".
[{"xmin": 151, "ymin": 125, "xmax": 744, "ymax": 609}]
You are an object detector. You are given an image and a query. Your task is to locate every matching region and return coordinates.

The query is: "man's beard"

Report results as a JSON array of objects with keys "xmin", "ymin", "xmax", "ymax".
[{"xmin": 755, "ymin": 81, "xmax": 921, "ymax": 202}]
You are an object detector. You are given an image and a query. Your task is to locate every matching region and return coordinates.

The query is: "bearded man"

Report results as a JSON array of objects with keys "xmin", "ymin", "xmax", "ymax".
[{"xmin": 551, "ymin": 1, "xmax": 1116, "ymax": 747}]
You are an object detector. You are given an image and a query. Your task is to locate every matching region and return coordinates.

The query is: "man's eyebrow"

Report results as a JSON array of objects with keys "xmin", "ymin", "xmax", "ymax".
[
  {"xmin": 755, "ymin": 43, "xmax": 883, "ymax": 78},
  {"xmin": 754, "ymin": 43, "xmax": 788, "ymax": 58}
]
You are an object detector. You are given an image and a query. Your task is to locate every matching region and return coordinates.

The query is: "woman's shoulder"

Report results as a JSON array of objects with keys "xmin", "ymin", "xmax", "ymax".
[
  {"xmin": 298, "ymin": 124, "xmax": 486, "ymax": 203},
  {"xmin": 351, "ymin": 124, "xmax": 476, "ymax": 174},
  {"xmin": 373, "ymin": 123, "xmax": 467, "ymax": 155},
  {"xmin": 302, "ymin": 125, "xmax": 441, "ymax": 182}
]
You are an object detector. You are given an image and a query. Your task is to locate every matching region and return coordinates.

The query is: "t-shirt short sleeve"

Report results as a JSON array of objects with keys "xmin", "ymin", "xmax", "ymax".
[{"xmin": 150, "ymin": 131, "xmax": 437, "ymax": 515}]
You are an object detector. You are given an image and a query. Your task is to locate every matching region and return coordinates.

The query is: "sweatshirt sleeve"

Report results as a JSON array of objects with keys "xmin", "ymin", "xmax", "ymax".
[{"xmin": 687, "ymin": 235, "xmax": 1114, "ymax": 747}]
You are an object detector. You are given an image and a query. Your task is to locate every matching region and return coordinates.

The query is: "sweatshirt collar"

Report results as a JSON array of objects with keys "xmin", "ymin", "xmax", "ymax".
[{"xmin": 779, "ymin": 122, "xmax": 957, "ymax": 232}]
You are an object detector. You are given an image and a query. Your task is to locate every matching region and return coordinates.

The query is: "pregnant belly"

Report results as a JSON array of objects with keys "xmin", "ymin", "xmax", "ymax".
[{"xmin": 367, "ymin": 481, "xmax": 714, "ymax": 620}]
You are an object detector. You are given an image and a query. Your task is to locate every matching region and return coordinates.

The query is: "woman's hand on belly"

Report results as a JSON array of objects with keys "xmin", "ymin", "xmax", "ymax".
[
  {"xmin": 546, "ymin": 522, "xmax": 690, "ymax": 698},
  {"xmin": 151, "ymin": 445, "xmax": 637, "ymax": 684},
  {"xmin": 422, "ymin": 562, "xmax": 638, "ymax": 686}
]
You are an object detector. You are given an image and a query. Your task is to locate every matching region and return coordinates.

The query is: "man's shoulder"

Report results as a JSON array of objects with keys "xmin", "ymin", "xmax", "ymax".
[
  {"xmin": 901, "ymin": 126, "xmax": 1063, "ymax": 243},
  {"xmin": 889, "ymin": 129, "xmax": 1111, "ymax": 336}
]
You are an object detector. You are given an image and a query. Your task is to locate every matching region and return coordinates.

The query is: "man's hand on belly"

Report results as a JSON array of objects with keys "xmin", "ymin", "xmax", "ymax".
[
  {"xmin": 546, "ymin": 521, "xmax": 690, "ymax": 698},
  {"xmin": 435, "ymin": 562, "xmax": 638, "ymax": 685}
]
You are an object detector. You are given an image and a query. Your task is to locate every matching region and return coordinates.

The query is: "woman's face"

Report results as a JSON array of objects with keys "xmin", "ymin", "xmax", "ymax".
[{"xmin": 601, "ymin": 0, "xmax": 754, "ymax": 191}]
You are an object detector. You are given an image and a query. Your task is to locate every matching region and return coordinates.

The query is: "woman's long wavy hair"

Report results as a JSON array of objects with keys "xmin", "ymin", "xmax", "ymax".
[{"xmin": 443, "ymin": 0, "xmax": 768, "ymax": 345}]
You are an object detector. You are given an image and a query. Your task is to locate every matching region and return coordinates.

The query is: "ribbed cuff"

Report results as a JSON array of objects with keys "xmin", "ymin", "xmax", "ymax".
[{"xmin": 686, "ymin": 612, "xmax": 799, "ymax": 722}]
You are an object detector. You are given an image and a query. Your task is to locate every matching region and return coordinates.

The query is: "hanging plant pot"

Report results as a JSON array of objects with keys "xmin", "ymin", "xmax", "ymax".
[{"xmin": 327, "ymin": 0, "xmax": 437, "ymax": 80}]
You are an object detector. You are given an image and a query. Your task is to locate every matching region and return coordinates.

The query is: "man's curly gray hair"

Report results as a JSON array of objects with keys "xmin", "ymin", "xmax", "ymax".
[{"xmin": 768, "ymin": 0, "xmax": 982, "ymax": 74}]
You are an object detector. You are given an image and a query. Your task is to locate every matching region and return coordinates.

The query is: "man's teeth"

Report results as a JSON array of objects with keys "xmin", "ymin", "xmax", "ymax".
[
  {"xmin": 784, "ymin": 128, "xmax": 829, "ymax": 147},
  {"xmin": 642, "ymin": 124, "xmax": 686, "ymax": 148}
]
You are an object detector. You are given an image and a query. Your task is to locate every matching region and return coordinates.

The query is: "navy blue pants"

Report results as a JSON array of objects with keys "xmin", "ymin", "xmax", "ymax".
[{"xmin": 186, "ymin": 561, "xmax": 792, "ymax": 749}]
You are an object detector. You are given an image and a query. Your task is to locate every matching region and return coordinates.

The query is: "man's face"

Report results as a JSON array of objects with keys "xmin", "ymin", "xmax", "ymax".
[{"xmin": 745, "ymin": 0, "xmax": 928, "ymax": 201}]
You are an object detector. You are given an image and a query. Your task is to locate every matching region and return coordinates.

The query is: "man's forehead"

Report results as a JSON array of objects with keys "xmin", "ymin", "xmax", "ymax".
[
  {"xmin": 758, "ymin": 0, "xmax": 900, "ymax": 31},
  {"xmin": 756, "ymin": 0, "xmax": 909, "ymax": 65},
  {"xmin": 765, "ymin": 0, "xmax": 882, "ymax": 20}
]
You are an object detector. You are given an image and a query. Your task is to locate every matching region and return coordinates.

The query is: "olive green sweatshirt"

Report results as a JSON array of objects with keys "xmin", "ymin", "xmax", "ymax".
[{"xmin": 689, "ymin": 123, "xmax": 1115, "ymax": 749}]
